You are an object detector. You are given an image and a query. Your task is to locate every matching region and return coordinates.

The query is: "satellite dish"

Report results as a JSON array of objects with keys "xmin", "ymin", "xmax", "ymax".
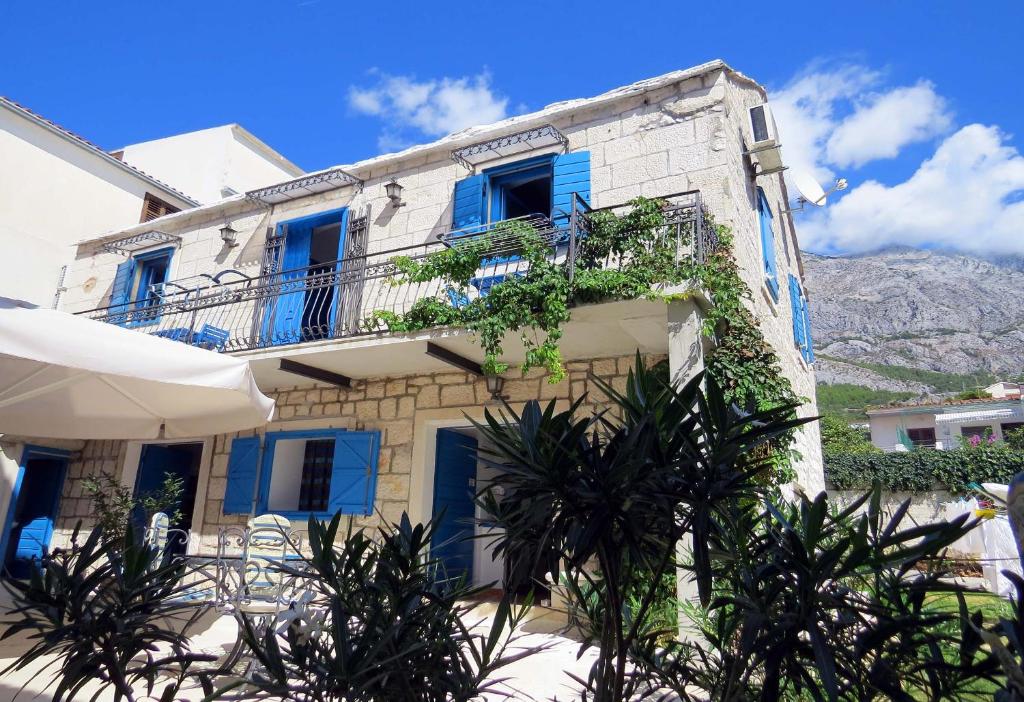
[{"xmin": 792, "ymin": 170, "xmax": 827, "ymax": 207}]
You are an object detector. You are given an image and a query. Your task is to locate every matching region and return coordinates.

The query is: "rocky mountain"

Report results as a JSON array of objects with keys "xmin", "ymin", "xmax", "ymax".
[{"xmin": 802, "ymin": 247, "xmax": 1024, "ymax": 389}]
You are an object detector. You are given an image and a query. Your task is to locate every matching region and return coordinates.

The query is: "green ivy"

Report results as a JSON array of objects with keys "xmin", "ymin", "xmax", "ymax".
[
  {"xmin": 825, "ymin": 445, "xmax": 1024, "ymax": 493},
  {"xmin": 366, "ymin": 196, "xmax": 798, "ymax": 424}
]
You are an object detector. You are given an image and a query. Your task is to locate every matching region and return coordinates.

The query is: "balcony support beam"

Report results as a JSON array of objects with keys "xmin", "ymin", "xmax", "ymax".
[
  {"xmin": 425, "ymin": 342, "xmax": 483, "ymax": 376},
  {"xmin": 278, "ymin": 359, "xmax": 351, "ymax": 388}
]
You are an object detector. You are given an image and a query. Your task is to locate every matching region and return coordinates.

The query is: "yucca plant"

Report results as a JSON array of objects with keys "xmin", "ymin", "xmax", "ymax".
[
  {"xmin": 642, "ymin": 486, "xmax": 996, "ymax": 701},
  {"xmin": 472, "ymin": 353, "xmax": 809, "ymax": 702},
  {"xmin": 211, "ymin": 512, "xmax": 539, "ymax": 701},
  {"xmin": 1, "ymin": 524, "xmax": 215, "ymax": 702}
]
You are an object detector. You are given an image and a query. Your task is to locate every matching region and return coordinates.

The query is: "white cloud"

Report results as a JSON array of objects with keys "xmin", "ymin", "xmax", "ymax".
[
  {"xmin": 799, "ymin": 124, "xmax": 1024, "ymax": 255},
  {"xmin": 826, "ymin": 82, "xmax": 952, "ymax": 168},
  {"xmin": 348, "ymin": 71, "xmax": 511, "ymax": 150},
  {"xmin": 772, "ymin": 66, "xmax": 952, "ymax": 181},
  {"xmin": 771, "ymin": 65, "xmax": 880, "ymax": 182}
]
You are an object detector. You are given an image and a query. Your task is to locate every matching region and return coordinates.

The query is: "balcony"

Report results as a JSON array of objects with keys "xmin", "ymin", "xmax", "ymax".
[{"xmin": 78, "ymin": 191, "xmax": 714, "ymax": 380}]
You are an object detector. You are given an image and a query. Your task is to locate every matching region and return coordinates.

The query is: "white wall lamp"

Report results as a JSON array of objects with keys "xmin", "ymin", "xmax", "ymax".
[
  {"xmin": 219, "ymin": 223, "xmax": 239, "ymax": 248},
  {"xmin": 385, "ymin": 179, "xmax": 404, "ymax": 208}
]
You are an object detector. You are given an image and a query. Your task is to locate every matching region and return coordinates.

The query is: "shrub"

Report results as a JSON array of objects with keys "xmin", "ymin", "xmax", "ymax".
[
  {"xmin": 825, "ymin": 444, "xmax": 1024, "ymax": 493},
  {"xmin": 820, "ymin": 413, "xmax": 879, "ymax": 454},
  {"xmin": 212, "ymin": 512, "xmax": 535, "ymax": 702},
  {"xmin": 1, "ymin": 525, "xmax": 214, "ymax": 702}
]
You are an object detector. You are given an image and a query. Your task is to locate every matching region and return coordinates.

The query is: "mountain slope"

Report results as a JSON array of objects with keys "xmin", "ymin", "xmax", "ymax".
[{"xmin": 802, "ymin": 247, "xmax": 1024, "ymax": 385}]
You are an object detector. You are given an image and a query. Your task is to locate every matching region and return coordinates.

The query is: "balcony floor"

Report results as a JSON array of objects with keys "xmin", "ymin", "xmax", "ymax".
[{"xmin": 235, "ymin": 297, "xmax": 693, "ymax": 390}]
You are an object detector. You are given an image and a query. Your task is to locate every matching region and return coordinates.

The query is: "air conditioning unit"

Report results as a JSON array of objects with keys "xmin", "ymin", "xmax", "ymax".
[{"xmin": 747, "ymin": 103, "xmax": 784, "ymax": 175}]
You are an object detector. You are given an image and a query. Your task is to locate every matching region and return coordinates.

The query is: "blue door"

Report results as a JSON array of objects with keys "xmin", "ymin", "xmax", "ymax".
[
  {"xmin": 133, "ymin": 443, "xmax": 201, "ymax": 541},
  {"xmin": 263, "ymin": 209, "xmax": 348, "ymax": 347},
  {"xmin": 3, "ymin": 449, "xmax": 68, "ymax": 579},
  {"xmin": 431, "ymin": 429, "xmax": 478, "ymax": 584}
]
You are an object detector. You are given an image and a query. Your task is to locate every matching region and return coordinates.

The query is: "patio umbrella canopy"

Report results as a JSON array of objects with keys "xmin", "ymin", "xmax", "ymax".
[{"xmin": 0, "ymin": 297, "xmax": 275, "ymax": 439}]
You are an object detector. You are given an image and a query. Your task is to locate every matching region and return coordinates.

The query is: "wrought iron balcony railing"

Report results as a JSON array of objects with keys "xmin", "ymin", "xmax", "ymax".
[{"xmin": 78, "ymin": 191, "xmax": 711, "ymax": 354}]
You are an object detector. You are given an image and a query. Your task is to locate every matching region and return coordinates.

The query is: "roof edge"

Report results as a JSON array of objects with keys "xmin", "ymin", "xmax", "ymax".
[
  {"xmin": 76, "ymin": 60, "xmax": 760, "ymax": 247},
  {"xmin": 0, "ymin": 97, "xmax": 200, "ymax": 207}
]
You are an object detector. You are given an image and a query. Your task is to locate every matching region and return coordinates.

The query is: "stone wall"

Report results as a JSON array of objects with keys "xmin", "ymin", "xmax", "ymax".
[
  {"xmin": 56, "ymin": 63, "xmax": 823, "ymax": 492},
  {"xmin": 52, "ymin": 353, "xmax": 665, "ymax": 550}
]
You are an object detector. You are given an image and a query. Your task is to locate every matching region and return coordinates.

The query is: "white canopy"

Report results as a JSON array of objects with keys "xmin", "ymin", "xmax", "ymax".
[
  {"xmin": 0, "ymin": 298, "xmax": 275, "ymax": 439},
  {"xmin": 935, "ymin": 407, "xmax": 1022, "ymax": 424}
]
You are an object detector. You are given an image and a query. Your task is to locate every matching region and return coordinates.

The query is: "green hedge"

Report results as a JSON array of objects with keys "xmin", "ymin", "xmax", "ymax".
[{"xmin": 825, "ymin": 445, "xmax": 1024, "ymax": 493}]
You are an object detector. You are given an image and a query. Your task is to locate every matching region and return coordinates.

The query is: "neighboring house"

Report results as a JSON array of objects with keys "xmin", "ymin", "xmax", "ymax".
[
  {"xmin": 986, "ymin": 381, "xmax": 1023, "ymax": 400},
  {"xmin": 115, "ymin": 124, "xmax": 305, "ymax": 204},
  {"xmin": 0, "ymin": 96, "xmax": 198, "ymax": 307},
  {"xmin": 2, "ymin": 60, "xmax": 823, "ymax": 591},
  {"xmin": 868, "ymin": 397, "xmax": 1024, "ymax": 451},
  {"xmin": 0, "ymin": 99, "xmax": 301, "ymax": 308}
]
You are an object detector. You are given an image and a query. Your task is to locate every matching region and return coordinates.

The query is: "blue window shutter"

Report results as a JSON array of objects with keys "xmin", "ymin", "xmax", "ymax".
[
  {"xmin": 329, "ymin": 431, "xmax": 380, "ymax": 515},
  {"xmin": 452, "ymin": 175, "xmax": 487, "ymax": 231},
  {"xmin": 757, "ymin": 189, "xmax": 779, "ymax": 301},
  {"xmin": 223, "ymin": 436, "xmax": 261, "ymax": 515},
  {"xmin": 802, "ymin": 295, "xmax": 815, "ymax": 363},
  {"xmin": 788, "ymin": 274, "xmax": 804, "ymax": 349},
  {"xmin": 111, "ymin": 259, "xmax": 136, "ymax": 309},
  {"xmin": 552, "ymin": 151, "xmax": 591, "ymax": 226}
]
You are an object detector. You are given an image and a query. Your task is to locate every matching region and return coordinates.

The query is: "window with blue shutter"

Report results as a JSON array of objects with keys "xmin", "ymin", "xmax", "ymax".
[
  {"xmin": 451, "ymin": 174, "xmax": 487, "ymax": 232},
  {"xmin": 450, "ymin": 151, "xmax": 591, "ymax": 296},
  {"xmin": 552, "ymin": 151, "xmax": 591, "ymax": 227},
  {"xmin": 801, "ymin": 295, "xmax": 815, "ymax": 363},
  {"xmin": 129, "ymin": 247, "xmax": 174, "ymax": 326},
  {"xmin": 109, "ymin": 259, "xmax": 136, "ymax": 325},
  {"xmin": 788, "ymin": 274, "xmax": 805, "ymax": 349},
  {"xmin": 787, "ymin": 273, "xmax": 815, "ymax": 363},
  {"xmin": 757, "ymin": 188, "xmax": 779, "ymax": 302},
  {"xmin": 254, "ymin": 429, "xmax": 380, "ymax": 519},
  {"xmin": 223, "ymin": 436, "xmax": 261, "ymax": 515}
]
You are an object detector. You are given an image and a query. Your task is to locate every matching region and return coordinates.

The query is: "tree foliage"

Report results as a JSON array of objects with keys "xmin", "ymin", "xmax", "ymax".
[
  {"xmin": 212, "ymin": 512, "xmax": 537, "ymax": 702},
  {"xmin": 1, "ymin": 525, "xmax": 214, "ymax": 702},
  {"xmin": 820, "ymin": 413, "xmax": 879, "ymax": 454}
]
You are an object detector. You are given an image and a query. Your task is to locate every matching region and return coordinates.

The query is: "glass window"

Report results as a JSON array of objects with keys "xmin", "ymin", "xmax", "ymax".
[{"xmin": 907, "ymin": 428, "xmax": 936, "ymax": 448}]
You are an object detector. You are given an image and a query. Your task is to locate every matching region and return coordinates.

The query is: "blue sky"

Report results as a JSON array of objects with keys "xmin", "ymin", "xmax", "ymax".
[{"xmin": 2, "ymin": 0, "xmax": 1022, "ymax": 255}]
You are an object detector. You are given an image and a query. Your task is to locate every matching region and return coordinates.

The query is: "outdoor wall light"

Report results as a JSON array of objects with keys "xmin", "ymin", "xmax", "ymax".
[
  {"xmin": 485, "ymin": 375, "xmax": 505, "ymax": 401},
  {"xmin": 385, "ymin": 179, "xmax": 404, "ymax": 207},
  {"xmin": 219, "ymin": 223, "xmax": 239, "ymax": 247}
]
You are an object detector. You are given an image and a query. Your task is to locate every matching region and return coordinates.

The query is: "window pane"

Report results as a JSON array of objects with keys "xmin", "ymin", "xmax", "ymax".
[
  {"xmin": 907, "ymin": 428, "xmax": 936, "ymax": 447},
  {"xmin": 299, "ymin": 439, "xmax": 334, "ymax": 512}
]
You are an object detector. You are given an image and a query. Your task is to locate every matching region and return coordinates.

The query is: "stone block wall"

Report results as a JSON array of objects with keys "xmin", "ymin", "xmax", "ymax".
[
  {"xmin": 57, "ymin": 63, "xmax": 822, "ymax": 492},
  {"xmin": 52, "ymin": 353, "xmax": 665, "ymax": 551}
]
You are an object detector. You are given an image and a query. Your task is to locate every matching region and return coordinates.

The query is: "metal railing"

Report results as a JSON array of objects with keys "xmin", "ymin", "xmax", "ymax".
[{"xmin": 79, "ymin": 191, "xmax": 712, "ymax": 354}]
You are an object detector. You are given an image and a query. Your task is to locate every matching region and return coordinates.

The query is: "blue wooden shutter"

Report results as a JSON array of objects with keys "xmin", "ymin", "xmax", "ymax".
[
  {"xmin": 452, "ymin": 175, "xmax": 487, "ymax": 231},
  {"xmin": 757, "ymin": 189, "xmax": 779, "ymax": 301},
  {"xmin": 788, "ymin": 274, "xmax": 804, "ymax": 349},
  {"xmin": 329, "ymin": 431, "xmax": 380, "ymax": 515},
  {"xmin": 801, "ymin": 295, "xmax": 815, "ymax": 363},
  {"xmin": 223, "ymin": 436, "xmax": 261, "ymax": 515},
  {"xmin": 271, "ymin": 222, "xmax": 313, "ymax": 345},
  {"xmin": 110, "ymin": 258, "xmax": 136, "ymax": 318},
  {"xmin": 552, "ymin": 151, "xmax": 591, "ymax": 227}
]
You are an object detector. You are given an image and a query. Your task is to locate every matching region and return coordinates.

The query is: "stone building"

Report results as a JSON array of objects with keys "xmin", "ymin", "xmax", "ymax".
[{"xmin": 1, "ymin": 60, "xmax": 822, "ymax": 590}]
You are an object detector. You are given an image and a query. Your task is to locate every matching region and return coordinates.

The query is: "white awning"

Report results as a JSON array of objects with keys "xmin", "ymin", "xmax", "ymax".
[
  {"xmin": 935, "ymin": 407, "xmax": 1022, "ymax": 424},
  {"xmin": 0, "ymin": 297, "xmax": 275, "ymax": 439}
]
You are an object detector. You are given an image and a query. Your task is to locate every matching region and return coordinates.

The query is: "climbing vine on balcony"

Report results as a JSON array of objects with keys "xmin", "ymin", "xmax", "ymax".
[{"xmin": 365, "ymin": 197, "xmax": 798, "ymax": 421}]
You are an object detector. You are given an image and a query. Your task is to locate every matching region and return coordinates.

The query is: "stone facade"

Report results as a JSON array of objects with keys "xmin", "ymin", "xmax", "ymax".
[
  {"xmin": 37, "ymin": 60, "xmax": 825, "ymax": 554},
  {"xmin": 52, "ymin": 353, "xmax": 665, "ymax": 549}
]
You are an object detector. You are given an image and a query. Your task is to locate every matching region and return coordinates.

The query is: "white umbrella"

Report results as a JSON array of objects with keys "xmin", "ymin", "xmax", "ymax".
[{"xmin": 0, "ymin": 297, "xmax": 275, "ymax": 439}]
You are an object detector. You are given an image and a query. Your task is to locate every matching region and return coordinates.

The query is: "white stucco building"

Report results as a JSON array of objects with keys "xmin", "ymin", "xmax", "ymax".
[
  {"xmin": 1, "ymin": 61, "xmax": 822, "ymax": 594},
  {"xmin": 0, "ymin": 99, "xmax": 301, "ymax": 308},
  {"xmin": 868, "ymin": 398, "xmax": 1024, "ymax": 451},
  {"xmin": 116, "ymin": 124, "xmax": 304, "ymax": 204},
  {"xmin": 0, "ymin": 97, "xmax": 198, "ymax": 307}
]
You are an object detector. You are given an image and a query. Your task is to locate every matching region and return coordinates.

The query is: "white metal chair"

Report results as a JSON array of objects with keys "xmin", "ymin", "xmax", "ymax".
[{"xmin": 220, "ymin": 514, "xmax": 305, "ymax": 676}]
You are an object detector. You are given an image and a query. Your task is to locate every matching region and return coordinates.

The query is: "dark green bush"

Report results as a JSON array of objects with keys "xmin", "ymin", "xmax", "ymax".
[{"xmin": 825, "ymin": 444, "xmax": 1024, "ymax": 493}]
